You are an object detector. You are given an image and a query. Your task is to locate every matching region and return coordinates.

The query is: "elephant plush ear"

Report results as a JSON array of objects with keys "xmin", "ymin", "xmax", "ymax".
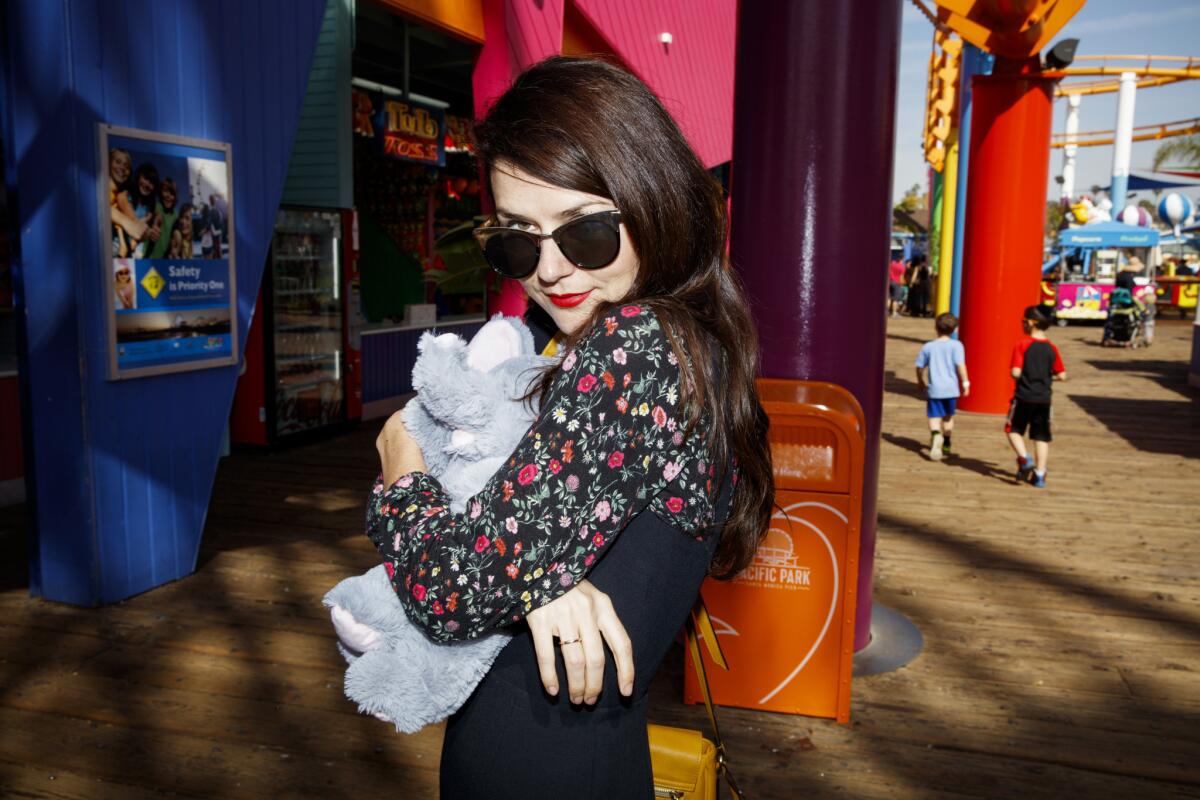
[{"xmin": 465, "ymin": 315, "xmax": 533, "ymax": 372}]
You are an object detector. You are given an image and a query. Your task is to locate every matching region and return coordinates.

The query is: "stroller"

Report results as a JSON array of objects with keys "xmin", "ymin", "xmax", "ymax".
[{"xmin": 1102, "ymin": 287, "xmax": 1148, "ymax": 348}]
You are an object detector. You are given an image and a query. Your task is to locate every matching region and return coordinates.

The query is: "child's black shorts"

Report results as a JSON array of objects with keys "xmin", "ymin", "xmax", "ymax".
[{"xmin": 1005, "ymin": 398, "xmax": 1052, "ymax": 442}]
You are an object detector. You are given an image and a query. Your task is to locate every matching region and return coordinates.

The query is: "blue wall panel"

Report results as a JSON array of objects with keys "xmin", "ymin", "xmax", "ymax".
[{"xmin": 3, "ymin": 0, "xmax": 327, "ymax": 605}]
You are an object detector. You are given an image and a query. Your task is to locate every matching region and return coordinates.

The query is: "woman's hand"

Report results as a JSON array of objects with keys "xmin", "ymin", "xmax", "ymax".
[
  {"xmin": 526, "ymin": 580, "xmax": 634, "ymax": 705},
  {"xmin": 376, "ymin": 411, "xmax": 427, "ymax": 486}
]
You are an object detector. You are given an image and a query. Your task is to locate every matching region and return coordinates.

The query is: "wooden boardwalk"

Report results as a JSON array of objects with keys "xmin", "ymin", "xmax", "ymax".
[{"xmin": 1, "ymin": 317, "xmax": 1198, "ymax": 799}]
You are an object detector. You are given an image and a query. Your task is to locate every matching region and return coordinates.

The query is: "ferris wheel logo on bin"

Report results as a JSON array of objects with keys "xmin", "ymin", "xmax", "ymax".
[{"xmin": 735, "ymin": 513, "xmax": 814, "ymax": 590}]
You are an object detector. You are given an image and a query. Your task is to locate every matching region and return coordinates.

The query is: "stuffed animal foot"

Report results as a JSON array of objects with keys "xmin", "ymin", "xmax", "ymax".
[
  {"xmin": 330, "ymin": 603, "xmax": 383, "ymax": 654},
  {"xmin": 330, "ymin": 604, "xmax": 398, "ymax": 725}
]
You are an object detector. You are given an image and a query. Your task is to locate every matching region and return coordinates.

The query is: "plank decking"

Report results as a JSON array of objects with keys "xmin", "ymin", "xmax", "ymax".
[{"xmin": 1, "ymin": 317, "xmax": 1197, "ymax": 799}]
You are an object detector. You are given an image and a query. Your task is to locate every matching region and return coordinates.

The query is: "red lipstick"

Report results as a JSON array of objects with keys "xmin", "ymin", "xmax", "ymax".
[{"xmin": 548, "ymin": 290, "xmax": 592, "ymax": 308}]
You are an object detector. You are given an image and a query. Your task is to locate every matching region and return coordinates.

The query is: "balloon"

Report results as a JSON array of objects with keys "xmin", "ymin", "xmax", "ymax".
[
  {"xmin": 1097, "ymin": 195, "xmax": 1113, "ymax": 212},
  {"xmin": 1158, "ymin": 192, "xmax": 1195, "ymax": 230},
  {"xmin": 1117, "ymin": 205, "xmax": 1151, "ymax": 227}
]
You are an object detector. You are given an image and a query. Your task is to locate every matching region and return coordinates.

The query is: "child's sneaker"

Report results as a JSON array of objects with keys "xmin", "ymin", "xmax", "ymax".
[
  {"xmin": 930, "ymin": 432, "xmax": 944, "ymax": 461},
  {"xmin": 1032, "ymin": 471, "xmax": 1047, "ymax": 489},
  {"xmin": 941, "ymin": 437, "xmax": 952, "ymax": 458},
  {"xmin": 1016, "ymin": 455, "xmax": 1034, "ymax": 481}
]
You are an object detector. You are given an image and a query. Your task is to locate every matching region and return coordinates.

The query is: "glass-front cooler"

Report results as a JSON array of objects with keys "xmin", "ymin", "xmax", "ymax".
[{"xmin": 268, "ymin": 208, "xmax": 344, "ymax": 439}]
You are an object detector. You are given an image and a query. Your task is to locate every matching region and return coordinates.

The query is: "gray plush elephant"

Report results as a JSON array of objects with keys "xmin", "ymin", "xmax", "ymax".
[{"xmin": 323, "ymin": 315, "xmax": 554, "ymax": 733}]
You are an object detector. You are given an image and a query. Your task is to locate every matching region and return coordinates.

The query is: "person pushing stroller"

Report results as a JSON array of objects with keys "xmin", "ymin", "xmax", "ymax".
[{"xmin": 1102, "ymin": 286, "xmax": 1148, "ymax": 348}]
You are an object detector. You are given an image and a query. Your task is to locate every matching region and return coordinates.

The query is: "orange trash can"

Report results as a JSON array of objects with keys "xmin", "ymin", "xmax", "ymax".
[{"xmin": 685, "ymin": 380, "xmax": 865, "ymax": 723}]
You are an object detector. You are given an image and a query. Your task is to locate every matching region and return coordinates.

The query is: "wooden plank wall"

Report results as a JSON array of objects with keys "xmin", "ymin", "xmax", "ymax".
[
  {"xmin": 282, "ymin": 0, "xmax": 354, "ymax": 211},
  {"xmin": 1, "ymin": 0, "xmax": 327, "ymax": 604}
]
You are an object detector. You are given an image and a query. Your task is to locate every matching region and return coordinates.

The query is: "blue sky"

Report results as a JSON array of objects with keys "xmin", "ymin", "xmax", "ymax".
[{"xmin": 891, "ymin": 0, "xmax": 1200, "ymax": 206}]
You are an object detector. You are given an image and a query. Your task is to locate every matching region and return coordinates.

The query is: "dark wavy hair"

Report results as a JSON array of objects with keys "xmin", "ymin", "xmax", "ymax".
[{"xmin": 472, "ymin": 56, "xmax": 773, "ymax": 579}]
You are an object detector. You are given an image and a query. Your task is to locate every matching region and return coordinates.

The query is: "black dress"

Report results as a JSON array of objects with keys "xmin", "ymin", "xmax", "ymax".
[{"xmin": 440, "ymin": 492, "xmax": 726, "ymax": 799}]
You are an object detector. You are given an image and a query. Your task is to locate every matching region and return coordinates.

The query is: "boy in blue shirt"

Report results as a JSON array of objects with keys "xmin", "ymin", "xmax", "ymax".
[{"xmin": 915, "ymin": 313, "xmax": 970, "ymax": 461}]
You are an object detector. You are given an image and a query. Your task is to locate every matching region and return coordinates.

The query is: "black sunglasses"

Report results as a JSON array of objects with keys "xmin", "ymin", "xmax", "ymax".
[{"xmin": 473, "ymin": 210, "xmax": 623, "ymax": 279}]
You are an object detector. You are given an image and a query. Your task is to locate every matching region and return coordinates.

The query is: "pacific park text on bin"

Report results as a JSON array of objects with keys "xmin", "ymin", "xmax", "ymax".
[{"xmin": 685, "ymin": 380, "xmax": 865, "ymax": 723}]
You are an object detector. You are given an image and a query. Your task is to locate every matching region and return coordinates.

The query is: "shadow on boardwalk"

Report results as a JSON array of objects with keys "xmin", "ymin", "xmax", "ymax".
[
  {"xmin": 882, "ymin": 432, "xmax": 1016, "ymax": 483},
  {"xmin": 863, "ymin": 510, "xmax": 1200, "ymax": 797},
  {"xmin": 1070, "ymin": 394, "xmax": 1200, "ymax": 458},
  {"xmin": 884, "ymin": 369, "xmax": 926, "ymax": 401},
  {"xmin": 1084, "ymin": 358, "xmax": 1197, "ymax": 399}
]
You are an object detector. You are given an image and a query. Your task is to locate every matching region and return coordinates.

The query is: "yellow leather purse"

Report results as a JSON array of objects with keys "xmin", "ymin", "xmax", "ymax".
[{"xmin": 648, "ymin": 599, "xmax": 744, "ymax": 800}]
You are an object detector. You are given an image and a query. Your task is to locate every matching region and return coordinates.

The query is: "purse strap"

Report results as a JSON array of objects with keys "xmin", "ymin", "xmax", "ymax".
[{"xmin": 687, "ymin": 597, "xmax": 745, "ymax": 800}]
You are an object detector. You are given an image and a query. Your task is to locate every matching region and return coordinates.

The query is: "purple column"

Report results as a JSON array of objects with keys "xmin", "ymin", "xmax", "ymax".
[{"xmin": 730, "ymin": 0, "xmax": 902, "ymax": 650}]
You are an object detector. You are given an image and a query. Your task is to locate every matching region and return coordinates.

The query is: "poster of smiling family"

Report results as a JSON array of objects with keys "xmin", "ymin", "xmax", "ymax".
[{"xmin": 99, "ymin": 124, "xmax": 238, "ymax": 379}]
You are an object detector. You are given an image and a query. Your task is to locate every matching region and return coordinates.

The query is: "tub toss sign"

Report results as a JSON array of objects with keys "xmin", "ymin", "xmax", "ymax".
[
  {"xmin": 98, "ymin": 125, "xmax": 237, "ymax": 380},
  {"xmin": 352, "ymin": 87, "xmax": 446, "ymax": 167}
]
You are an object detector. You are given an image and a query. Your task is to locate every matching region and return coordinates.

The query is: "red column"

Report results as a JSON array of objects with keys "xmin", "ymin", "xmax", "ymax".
[{"xmin": 958, "ymin": 72, "xmax": 1055, "ymax": 414}]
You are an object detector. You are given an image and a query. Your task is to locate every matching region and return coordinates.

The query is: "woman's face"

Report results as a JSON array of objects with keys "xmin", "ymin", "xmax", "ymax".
[
  {"xmin": 161, "ymin": 185, "xmax": 176, "ymax": 208},
  {"xmin": 138, "ymin": 174, "xmax": 155, "ymax": 197},
  {"xmin": 110, "ymin": 152, "xmax": 131, "ymax": 184},
  {"xmin": 490, "ymin": 162, "xmax": 638, "ymax": 335}
]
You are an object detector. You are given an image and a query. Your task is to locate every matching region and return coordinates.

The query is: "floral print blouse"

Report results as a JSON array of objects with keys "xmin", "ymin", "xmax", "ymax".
[{"xmin": 366, "ymin": 305, "xmax": 725, "ymax": 643}]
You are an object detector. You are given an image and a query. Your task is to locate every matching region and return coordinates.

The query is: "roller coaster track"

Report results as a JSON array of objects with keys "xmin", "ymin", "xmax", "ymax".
[
  {"xmin": 1051, "ymin": 117, "xmax": 1200, "ymax": 149},
  {"xmin": 1046, "ymin": 55, "xmax": 1200, "ymax": 96}
]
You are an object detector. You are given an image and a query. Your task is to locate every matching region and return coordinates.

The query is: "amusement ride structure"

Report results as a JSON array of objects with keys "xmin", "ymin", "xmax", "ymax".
[{"xmin": 915, "ymin": 0, "xmax": 1200, "ymax": 411}]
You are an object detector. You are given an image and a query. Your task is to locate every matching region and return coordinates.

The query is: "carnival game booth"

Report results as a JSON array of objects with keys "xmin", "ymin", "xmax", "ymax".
[
  {"xmin": 232, "ymin": 3, "xmax": 489, "ymax": 442},
  {"xmin": 1045, "ymin": 222, "xmax": 1159, "ymax": 323},
  {"xmin": 1154, "ymin": 232, "xmax": 1200, "ymax": 319}
]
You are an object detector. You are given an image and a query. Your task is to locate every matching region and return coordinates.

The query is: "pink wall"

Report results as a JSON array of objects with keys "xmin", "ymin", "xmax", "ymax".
[
  {"xmin": 474, "ymin": 0, "xmax": 736, "ymax": 167},
  {"xmin": 473, "ymin": 0, "xmax": 565, "ymax": 120},
  {"xmin": 473, "ymin": 0, "xmax": 568, "ymax": 317},
  {"xmin": 573, "ymin": 0, "xmax": 736, "ymax": 168},
  {"xmin": 471, "ymin": 0, "xmax": 737, "ymax": 316}
]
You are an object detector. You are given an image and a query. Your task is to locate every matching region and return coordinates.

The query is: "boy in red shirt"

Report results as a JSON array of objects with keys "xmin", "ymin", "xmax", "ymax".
[{"xmin": 1006, "ymin": 306, "xmax": 1067, "ymax": 488}]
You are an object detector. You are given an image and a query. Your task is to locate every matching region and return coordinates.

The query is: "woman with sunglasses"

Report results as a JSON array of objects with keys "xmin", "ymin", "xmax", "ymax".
[{"xmin": 369, "ymin": 56, "xmax": 773, "ymax": 798}]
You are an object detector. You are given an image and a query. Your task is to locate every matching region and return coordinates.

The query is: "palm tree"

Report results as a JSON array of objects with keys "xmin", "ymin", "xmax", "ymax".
[{"xmin": 1152, "ymin": 134, "xmax": 1200, "ymax": 170}]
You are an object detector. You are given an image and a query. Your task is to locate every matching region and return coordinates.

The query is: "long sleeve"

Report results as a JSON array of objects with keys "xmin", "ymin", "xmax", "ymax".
[{"xmin": 365, "ymin": 305, "xmax": 719, "ymax": 642}]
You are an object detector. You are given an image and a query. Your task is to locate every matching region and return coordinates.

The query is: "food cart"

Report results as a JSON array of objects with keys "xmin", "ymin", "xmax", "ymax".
[{"xmin": 1043, "ymin": 222, "xmax": 1159, "ymax": 323}]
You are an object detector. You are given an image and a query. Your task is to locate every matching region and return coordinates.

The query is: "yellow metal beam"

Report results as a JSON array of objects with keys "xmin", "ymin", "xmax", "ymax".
[
  {"xmin": 1057, "ymin": 76, "xmax": 1185, "ymax": 97},
  {"xmin": 1049, "ymin": 56, "xmax": 1200, "ymax": 95},
  {"xmin": 1047, "ymin": 65, "xmax": 1200, "ymax": 80},
  {"xmin": 1051, "ymin": 119, "xmax": 1200, "ymax": 148},
  {"xmin": 1072, "ymin": 55, "xmax": 1199, "ymax": 63},
  {"xmin": 936, "ymin": 133, "xmax": 959, "ymax": 315},
  {"xmin": 923, "ymin": 29, "xmax": 962, "ymax": 171}
]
